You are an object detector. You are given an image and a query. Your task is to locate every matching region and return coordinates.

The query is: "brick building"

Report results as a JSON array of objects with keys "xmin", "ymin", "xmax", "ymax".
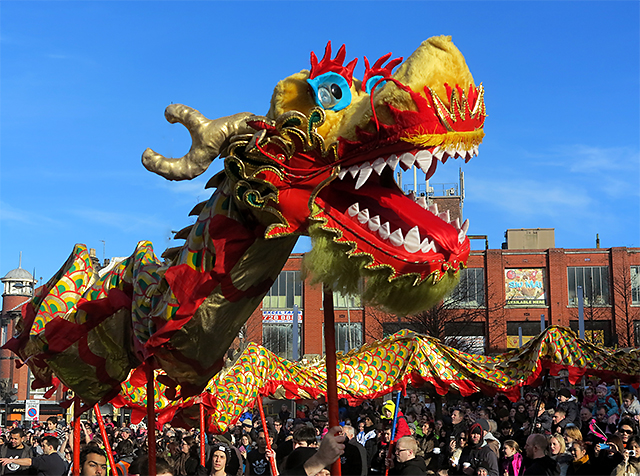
[{"xmin": 241, "ymin": 239, "xmax": 640, "ymax": 360}]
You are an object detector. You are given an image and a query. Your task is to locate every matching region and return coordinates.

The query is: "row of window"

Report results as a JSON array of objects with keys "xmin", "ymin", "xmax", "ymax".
[
  {"xmin": 263, "ymin": 322, "xmax": 363, "ymax": 359},
  {"xmin": 263, "ymin": 267, "xmax": 640, "ymax": 310}
]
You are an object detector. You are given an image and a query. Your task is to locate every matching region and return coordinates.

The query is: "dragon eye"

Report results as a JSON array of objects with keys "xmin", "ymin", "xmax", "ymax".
[{"xmin": 307, "ymin": 72, "xmax": 352, "ymax": 111}]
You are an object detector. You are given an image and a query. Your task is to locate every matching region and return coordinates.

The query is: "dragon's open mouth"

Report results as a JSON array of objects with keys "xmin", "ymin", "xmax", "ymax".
[{"xmin": 316, "ymin": 146, "xmax": 471, "ymax": 272}]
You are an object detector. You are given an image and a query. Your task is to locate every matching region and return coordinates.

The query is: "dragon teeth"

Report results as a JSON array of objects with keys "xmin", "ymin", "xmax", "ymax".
[
  {"xmin": 348, "ymin": 164, "xmax": 360, "ymax": 178},
  {"xmin": 458, "ymin": 218, "xmax": 470, "ymax": 243},
  {"xmin": 438, "ymin": 210, "xmax": 451, "ymax": 223},
  {"xmin": 428, "ymin": 203, "xmax": 439, "ymax": 216},
  {"xmin": 338, "ymin": 168, "xmax": 348, "ymax": 180},
  {"xmin": 421, "ymin": 238, "xmax": 437, "ymax": 254},
  {"xmin": 414, "ymin": 150, "xmax": 433, "ymax": 174},
  {"xmin": 379, "ymin": 222, "xmax": 391, "ymax": 240},
  {"xmin": 357, "ymin": 208, "xmax": 370, "ymax": 224},
  {"xmin": 368, "ymin": 215, "xmax": 381, "ymax": 232},
  {"xmin": 355, "ymin": 164, "xmax": 373, "ymax": 190},
  {"xmin": 372, "ymin": 157, "xmax": 386, "ymax": 175},
  {"xmin": 404, "ymin": 226, "xmax": 421, "ymax": 253},
  {"xmin": 386, "ymin": 154, "xmax": 400, "ymax": 170},
  {"xmin": 345, "ymin": 202, "xmax": 444, "ymax": 255},
  {"xmin": 416, "ymin": 196, "xmax": 427, "ymax": 209},
  {"xmin": 389, "ymin": 228, "xmax": 404, "ymax": 247},
  {"xmin": 399, "ymin": 152, "xmax": 415, "ymax": 171}
]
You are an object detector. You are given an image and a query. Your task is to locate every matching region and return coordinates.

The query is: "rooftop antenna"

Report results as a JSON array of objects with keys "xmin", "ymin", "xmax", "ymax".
[
  {"xmin": 19, "ymin": 251, "xmax": 22, "ymax": 269},
  {"xmin": 100, "ymin": 240, "xmax": 106, "ymax": 263}
]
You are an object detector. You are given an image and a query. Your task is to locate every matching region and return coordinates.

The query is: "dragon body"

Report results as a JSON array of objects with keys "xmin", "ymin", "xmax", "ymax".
[{"xmin": 6, "ymin": 36, "xmax": 486, "ymax": 405}]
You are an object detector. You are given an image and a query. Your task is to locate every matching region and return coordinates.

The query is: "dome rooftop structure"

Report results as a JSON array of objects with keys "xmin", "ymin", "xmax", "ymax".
[{"xmin": 2, "ymin": 267, "xmax": 35, "ymax": 281}]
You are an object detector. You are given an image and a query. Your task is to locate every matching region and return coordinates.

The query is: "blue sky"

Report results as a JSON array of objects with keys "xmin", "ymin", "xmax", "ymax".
[{"xmin": 1, "ymin": 1, "xmax": 638, "ymax": 284}]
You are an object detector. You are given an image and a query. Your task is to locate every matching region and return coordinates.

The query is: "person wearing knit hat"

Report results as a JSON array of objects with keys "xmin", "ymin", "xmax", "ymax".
[
  {"xmin": 381, "ymin": 398, "xmax": 412, "ymax": 440},
  {"xmin": 457, "ymin": 422, "xmax": 499, "ymax": 476},
  {"xmin": 556, "ymin": 388, "xmax": 581, "ymax": 429},
  {"xmin": 211, "ymin": 443, "xmax": 233, "ymax": 476},
  {"xmin": 594, "ymin": 384, "xmax": 619, "ymax": 421}
]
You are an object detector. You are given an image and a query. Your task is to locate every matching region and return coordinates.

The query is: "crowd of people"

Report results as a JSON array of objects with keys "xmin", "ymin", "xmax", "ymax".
[{"xmin": 0, "ymin": 380, "xmax": 639, "ymax": 476}]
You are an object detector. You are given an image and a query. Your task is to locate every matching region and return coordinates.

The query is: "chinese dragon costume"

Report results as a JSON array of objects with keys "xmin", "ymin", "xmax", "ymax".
[{"xmin": 5, "ymin": 36, "xmax": 486, "ymax": 405}]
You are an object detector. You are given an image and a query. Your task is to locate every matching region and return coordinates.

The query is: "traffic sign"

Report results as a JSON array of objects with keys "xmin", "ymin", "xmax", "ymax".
[{"xmin": 24, "ymin": 400, "xmax": 40, "ymax": 421}]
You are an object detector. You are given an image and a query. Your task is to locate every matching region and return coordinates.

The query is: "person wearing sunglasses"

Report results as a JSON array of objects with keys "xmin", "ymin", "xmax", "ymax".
[{"xmin": 615, "ymin": 418, "xmax": 637, "ymax": 449}]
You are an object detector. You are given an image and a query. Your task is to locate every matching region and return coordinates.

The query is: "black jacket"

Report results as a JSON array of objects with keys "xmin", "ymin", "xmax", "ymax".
[
  {"xmin": 390, "ymin": 455, "xmax": 427, "ymax": 475},
  {"xmin": 523, "ymin": 455, "xmax": 560, "ymax": 476}
]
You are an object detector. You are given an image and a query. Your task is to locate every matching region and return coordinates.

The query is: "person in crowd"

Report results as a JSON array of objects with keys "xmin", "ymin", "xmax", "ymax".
[
  {"xmin": 532, "ymin": 402, "xmax": 552, "ymax": 435},
  {"xmin": 567, "ymin": 440, "xmax": 591, "ymax": 476},
  {"xmin": 381, "ymin": 400, "xmax": 412, "ymax": 440},
  {"xmin": 551, "ymin": 410, "xmax": 569, "ymax": 435},
  {"xmin": 370, "ymin": 425, "xmax": 392, "ymax": 475},
  {"xmin": 386, "ymin": 436, "xmax": 426, "ymax": 475},
  {"xmin": 614, "ymin": 418, "xmax": 636, "ymax": 449},
  {"xmin": 577, "ymin": 409, "xmax": 592, "ymax": 440},
  {"xmin": 547, "ymin": 434, "xmax": 571, "ymax": 476},
  {"xmin": 458, "ymin": 422, "xmax": 499, "ymax": 476},
  {"xmin": 173, "ymin": 436, "xmax": 206, "ymax": 476},
  {"xmin": 210, "ymin": 443, "xmax": 234, "ymax": 476},
  {"xmin": 78, "ymin": 447, "xmax": 108, "ymax": 476},
  {"xmin": 499, "ymin": 440, "xmax": 522, "ymax": 476},
  {"xmin": 590, "ymin": 435, "xmax": 624, "ymax": 476},
  {"xmin": 356, "ymin": 414, "xmax": 377, "ymax": 448},
  {"xmin": 0, "ymin": 435, "xmax": 65, "ymax": 476},
  {"xmin": 616, "ymin": 435, "xmax": 640, "ymax": 475},
  {"xmin": 281, "ymin": 426, "xmax": 345, "ymax": 476},
  {"xmin": 0, "ymin": 428, "xmax": 34, "ymax": 476},
  {"xmin": 594, "ymin": 385, "xmax": 618, "ymax": 421},
  {"xmin": 341, "ymin": 425, "xmax": 367, "ymax": 476},
  {"xmin": 451, "ymin": 409, "xmax": 468, "ymax": 440},
  {"xmin": 43, "ymin": 418, "xmax": 60, "ymax": 439},
  {"xmin": 279, "ymin": 405, "xmax": 291, "ymax": 424},
  {"xmin": 621, "ymin": 392, "xmax": 640, "ymax": 417},
  {"xmin": 246, "ymin": 430, "xmax": 274, "ymax": 475},
  {"xmin": 523, "ymin": 433, "xmax": 559, "ymax": 476},
  {"xmin": 416, "ymin": 421, "xmax": 435, "ymax": 461},
  {"xmin": 556, "ymin": 390, "xmax": 580, "ymax": 429},
  {"xmin": 580, "ymin": 388, "xmax": 597, "ymax": 412},
  {"xmin": 128, "ymin": 454, "xmax": 174, "ymax": 476}
]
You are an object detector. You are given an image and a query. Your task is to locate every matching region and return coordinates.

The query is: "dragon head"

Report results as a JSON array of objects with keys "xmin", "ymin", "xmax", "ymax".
[{"xmin": 143, "ymin": 36, "xmax": 486, "ymax": 315}]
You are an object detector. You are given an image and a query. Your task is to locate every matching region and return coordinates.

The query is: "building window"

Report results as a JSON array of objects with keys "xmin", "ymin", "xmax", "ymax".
[
  {"xmin": 333, "ymin": 291, "xmax": 362, "ymax": 309},
  {"xmin": 262, "ymin": 323, "xmax": 302, "ymax": 360},
  {"xmin": 0, "ymin": 324, "xmax": 7, "ymax": 346},
  {"xmin": 323, "ymin": 322, "xmax": 363, "ymax": 354},
  {"xmin": 568, "ymin": 266, "xmax": 610, "ymax": 306},
  {"xmin": 635, "ymin": 321, "xmax": 640, "ymax": 347},
  {"xmin": 262, "ymin": 271, "xmax": 303, "ymax": 309},
  {"xmin": 632, "ymin": 266, "xmax": 640, "ymax": 305},
  {"xmin": 443, "ymin": 322, "xmax": 485, "ymax": 355},
  {"xmin": 569, "ymin": 319, "xmax": 612, "ymax": 347},
  {"xmin": 448, "ymin": 268, "xmax": 485, "ymax": 307}
]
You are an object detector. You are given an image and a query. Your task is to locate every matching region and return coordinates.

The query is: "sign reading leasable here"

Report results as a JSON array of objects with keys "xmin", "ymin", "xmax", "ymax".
[
  {"xmin": 262, "ymin": 310, "xmax": 304, "ymax": 323},
  {"xmin": 504, "ymin": 268, "xmax": 547, "ymax": 307},
  {"xmin": 25, "ymin": 400, "xmax": 40, "ymax": 421}
]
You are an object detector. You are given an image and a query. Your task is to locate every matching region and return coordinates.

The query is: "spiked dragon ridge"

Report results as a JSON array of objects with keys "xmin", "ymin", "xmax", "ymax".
[{"xmin": 6, "ymin": 36, "xmax": 486, "ymax": 405}]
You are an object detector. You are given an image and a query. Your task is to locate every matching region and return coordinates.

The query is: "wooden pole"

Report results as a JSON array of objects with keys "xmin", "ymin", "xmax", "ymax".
[
  {"xmin": 256, "ymin": 396, "xmax": 278, "ymax": 475},
  {"xmin": 73, "ymin": 397, "xmax": 81, "ymax": 476},
  {"xmin": 322, "ymin": 284, "xmax": 341, "ymax": 476},
  {"xmin": 146, "ymin": 365, "xmax": 157, "ymax": 476},
  {"xmin": 94, "ymin": 404, "xmax": 117, "ymax": 475},
  {"xmin": 199, "ymin": 401, "xmax": 206, "ymax": 467}
]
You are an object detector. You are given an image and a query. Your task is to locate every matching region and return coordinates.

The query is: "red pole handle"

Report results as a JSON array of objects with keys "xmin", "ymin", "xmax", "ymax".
[
  {"xmin": 73, "ymin": 397, "xmax": 81, "ymax": 476},
  {"xmin": 94, "ymin": 404, "xmax": 117, "ymax": 475},
  {"xmin": 257, "ymin": 396, "xmax": 278, "ymax": 475},
  {"xmin": 323, "ymin": 284, "xmax": 341, "ymax": 476},
  {"xmin": 199, "ymin": 402, "xmax": 206, "ymax": 466},
  {"xmin": 146, "ymin": 365, "xmax": 157, "ymax": 476}
]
